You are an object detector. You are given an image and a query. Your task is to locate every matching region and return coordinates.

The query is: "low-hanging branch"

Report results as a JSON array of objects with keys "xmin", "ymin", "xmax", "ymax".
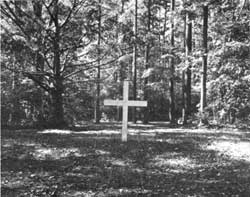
[
  {"xmin": 65, "ymin": 37, "xmax": 128, "ymax": 68},
  {"xmin": 2, "ymin": 64, "xmax": 51, "ymax": 92},
  {"xmin": 64, "ymin": 53, "xmax": 128, "ymax": 79}
]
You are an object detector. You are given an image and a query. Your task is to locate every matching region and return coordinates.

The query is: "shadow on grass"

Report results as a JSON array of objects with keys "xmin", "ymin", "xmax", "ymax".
[{"xmin": 1, "ymin": 125, "xmax": 250, "ymax": 196}]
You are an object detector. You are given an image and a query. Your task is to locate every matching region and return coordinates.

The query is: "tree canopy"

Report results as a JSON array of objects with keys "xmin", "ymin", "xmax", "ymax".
[{"xmin": 1, "ymin": 0, "xmax": 250, "ymax": 128}]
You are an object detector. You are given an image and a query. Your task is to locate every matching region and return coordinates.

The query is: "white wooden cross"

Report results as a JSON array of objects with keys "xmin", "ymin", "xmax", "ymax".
[{"xmin": 104, "ymin": 80, "xmax": 147, "ymax": 142}]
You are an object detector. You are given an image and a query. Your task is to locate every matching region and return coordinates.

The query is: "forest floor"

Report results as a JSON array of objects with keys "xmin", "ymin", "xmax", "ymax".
[{"xmin": 1, "ymin": 122, "xmax": 250, "ymax": 196}]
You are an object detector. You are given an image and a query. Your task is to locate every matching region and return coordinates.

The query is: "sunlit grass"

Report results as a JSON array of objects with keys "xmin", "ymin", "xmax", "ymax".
[
  {"xmin": 95, "ymin": 149, "xmax": 110, "ymax": 155},
  {"xmin": 107, "ymin": 157, "xmax": 133, "ymax": 167},
  {"xmin": 39, "ymin": 129, "xmax": 73, "ymax": 134},
  {"xmin": 62, "ymin": 188, "xmax": 152, "ymax": 197},
  {"xmin": 2, "ymin": 126, "xmax": 250, "ymax": 196},
  {"xmin": 32, "ymin": 147, "xmax": 82, "ymax": 160},
  {"xmin": 151, "ymin": 152, "xmax": 200, "ymax": 173},
  {"xmin": 39, "ymin": 129, "xmax": 120, "ymax": 135},
  {"xmin": 205, "ymin": 141, "xmax": 250, "ymax": 162},
  {"xmin": 1, "ymin": 139, "xmax": 41, "ymax": 148}
]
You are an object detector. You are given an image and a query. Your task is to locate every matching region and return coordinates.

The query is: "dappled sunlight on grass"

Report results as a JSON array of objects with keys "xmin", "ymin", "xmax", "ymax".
[
  {"xmin": 151, "ymin": 152, "xmax": 200, "ymax": 173},
  {"xmin": 107, "ymin": 157, "xmax": 133, "ymax": 167},
  {"xmin": 95, "ymin": 149, "xmax": 110, "ymax": 155},
  {"xmin": 129, "ymin": 131, "xmax": 156, "ymax": 136},
  {"xmin": 74, "ymin": 129, "xmax": 120, "ymax": 135},
  {"xmin": 156, "ymin": 138, "xmax": 185, "ymax": 144},
  {"xmin": 39, "ymin": 129, "xmax": 73, "ymax": 134},
  {"xmin": 39, "ymin": 129, "xmax": 121, "ymax": 135},
  {"xmin": 1, "ymin": 138, "xmax": 42, "ymax": 148},
  {"xmin": 216, "ymin": 135, "xmax": 241, "ymax": 141},
  {"xmin": 1, "ymin": 170, "xmax": 57, "ymax": 196},
  {"xmin": 61, "ymin": 187, "xmax": 152, "ymax": 197},
  {"xmin": 36, "ymin": 126, "xmax": 250, "ymax": 145},
  {"xmin": 127, "ymin": 127, "xmax": 250, "ymax": 142},
  {"xmin": 205, "ymin": 141, "xmax": 250, "ymax": 162},
  {"xmin": 32, "ymin": 147, "xmax": 82, "ymax": 160},
  {"xmin": 65, "ymin": 172, "xmax": 88, "ymax": 178},
  {"xmin": 1, "ymin": 139, "xmax": 16, "ymax": 148},
  {"xmin": 2, "ymin": 126, "xmax": 250, "ymax": 196}
]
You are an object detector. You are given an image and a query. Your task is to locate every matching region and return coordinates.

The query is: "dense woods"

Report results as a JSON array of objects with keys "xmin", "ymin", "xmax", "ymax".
[
  {"xmin": 1, "ymin": 0, "xmax": 250, "ymax": 128},
  {"xmin": 1, "ymin": 1, "xmax": 250, "ymax": 196}
]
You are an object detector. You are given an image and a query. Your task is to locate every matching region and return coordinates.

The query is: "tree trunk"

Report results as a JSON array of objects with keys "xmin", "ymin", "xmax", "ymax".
[
  {"xmin": 95, "ymin": 0, "xmax": 101, "ymax": 123},
  {"xmin": 169, "ymin": 0, "xmax": 176, "ymax": 124},
  {"xmin": 143, "ymin": 0, "xmax": 151, "ymax": 124},
  {"xmin": 162, "ymin": 5, "xmax": 167, "ymax": 64},
  {"xmin": 10, "ymin": 1, "xmax": 22, "ymax": 126},
  {"xmin": 200, "ymin": 5, "xmax": 208, "ymax": 125},
  {"xmin": 10, "ymin": 61, "xmax": 20, "ymax": 126},
  {"xmin": 132, "ymin": 0, "xmax": 138, "ymax": 123},
  {"xmin": 182, "ymin": 13, "xmax": 187, "ymax": 125},
  {"xmin": 33, "ymin": 1, "xmax": 45, "ymax": 126},
  {"xmin": 50, "ymin": 85, "xmax": 65, "ymax": 128},
  {"xmin": 49, "ymin": 0, "xmax": 66, "ymax": 128},
  {"xmin": 185, "ymin": 11, "xmax": 192, "ymax": 118}
]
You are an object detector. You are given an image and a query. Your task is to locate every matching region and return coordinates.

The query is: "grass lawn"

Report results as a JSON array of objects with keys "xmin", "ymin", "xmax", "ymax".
[{"xmin": 1, "ymin": 123, "xmax": 250, "ymax": 196}]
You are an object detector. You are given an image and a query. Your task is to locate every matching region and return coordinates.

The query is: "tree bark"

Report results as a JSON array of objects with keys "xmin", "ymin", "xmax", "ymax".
[
  {"xmin": 143, "ymin": 0, "xmax": 151, "ymax": 124},
  {"xmin": 185, "ymin": 11, "xmax": 192, "ymax": 118},
  {"xmin": 50, "ymin": 83, "xmax": 65, "ymax": 128},
  {"xmin": 182, "ymin": 13, "xmax": 187, "ymax": 125},
  {"xmin": 169, "ymin": 0, "xmax": 176, "ymax": 124},
  {"xmin": 95, "ymin": 0, "xmax": 101, "ymax": 123},
  {"xmin": 200, "ymin": 5, "xmax": 208, "ymax": 125},
  {"xmin": 10, "ymin": 3, "xmax": 22, "ymax": 126},
  {"xmin": 132, "ymin": 0, "xmax": 138, "ymax": 123},
  {"xmin": 33, "ymin": 1, "xmax": 46, "ymax": 126},
  {"xmin": 49, "ymin": 0, "xmax": 66, "ymax": 128},
  {"xmin": 10, "ymin": 59, "xmax": 20, "ymax": 125}
]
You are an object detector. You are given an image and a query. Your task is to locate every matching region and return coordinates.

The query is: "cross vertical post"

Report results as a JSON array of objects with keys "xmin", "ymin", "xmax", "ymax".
[
  {"xmin": 122, "ymin": 81, "xmax": 129, "ymax": 141},
  {"xmin": 104, "ymin": 80, "xmax": 147, "ymax": 142}
]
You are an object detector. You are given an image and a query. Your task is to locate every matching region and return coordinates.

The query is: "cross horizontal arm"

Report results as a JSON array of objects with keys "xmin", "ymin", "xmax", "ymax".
[
  {"xmin": 104, "ymin": 100, "xmax": 147, "ymax": 107},
  {"xmin": 127, "ymin": 101, "xmax": 147, "ymax": 107},
  {"xmin": 104, "ymin": 100, "xmax": 124, "ymax": 106}
]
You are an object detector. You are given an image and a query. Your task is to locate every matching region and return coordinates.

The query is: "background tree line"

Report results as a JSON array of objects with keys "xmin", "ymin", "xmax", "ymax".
[{"xmin": 1, "ymin": 0, "xmax": 250, "ymax": 128}]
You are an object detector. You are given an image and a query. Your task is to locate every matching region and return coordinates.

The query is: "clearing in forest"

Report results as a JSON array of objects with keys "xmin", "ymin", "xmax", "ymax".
[{"xmin": 1, "ymin": 123, "xmax": 250, "ymax": 196}]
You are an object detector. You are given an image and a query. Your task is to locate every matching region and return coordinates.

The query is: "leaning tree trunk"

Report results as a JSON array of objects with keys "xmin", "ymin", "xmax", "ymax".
[{"xmin": 200, "ymin": 5, "xmax": 208, "ymax": 125}]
